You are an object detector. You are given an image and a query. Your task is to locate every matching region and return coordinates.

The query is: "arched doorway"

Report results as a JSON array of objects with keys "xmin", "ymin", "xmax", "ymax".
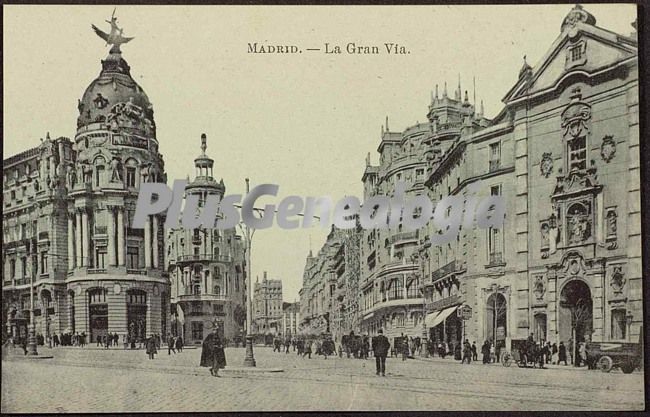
[
  {"xmin": 486, "ymin": 293, "xmax": 507, "ymax": 354},
  {"xmin": 559, "ymin": 280, "xmax": 593, "ymax": 350}
]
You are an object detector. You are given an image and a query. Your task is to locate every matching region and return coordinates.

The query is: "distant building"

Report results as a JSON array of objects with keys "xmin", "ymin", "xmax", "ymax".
[
  {"xmin": 281, "ymin": 302, "xmax": 300, "ymax": 338},
  {"xmin": 252, "ymin": 272, "xmax": 283, "ymax": 335},
  {"xmin": 166, "ymin": 134, "xmax": 247, "ymax": 344}
]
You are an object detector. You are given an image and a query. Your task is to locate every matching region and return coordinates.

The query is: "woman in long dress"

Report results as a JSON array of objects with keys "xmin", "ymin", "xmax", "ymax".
[{"xmin": 200, "ymin": 325, "xmax": 227, "ymax": 377}]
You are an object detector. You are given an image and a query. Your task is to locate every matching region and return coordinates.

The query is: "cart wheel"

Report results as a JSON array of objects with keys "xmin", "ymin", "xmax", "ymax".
[
  {"xmin": 597, "ymin": 356, "xmax": 613, "ymax": 373},
  {"xmin": 621, "ymin": 363, "xmax": 635, "ymax": 374},
  {"xmin": 501, "ymin": 351, "xmax": 512, "ymax": 367}
]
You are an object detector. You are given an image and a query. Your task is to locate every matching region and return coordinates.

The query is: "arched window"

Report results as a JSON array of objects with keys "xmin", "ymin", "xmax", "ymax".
[
  {"xmin": 213, "ymin": 285, "xmax": 221, "ymax": 296},
  {"xmin": 124, "ymin": 158, "xmax": 139, "ymax": 188},
  {"xmin": 88, "ymin": 288, "xmax": 107, "ymax": 304}
]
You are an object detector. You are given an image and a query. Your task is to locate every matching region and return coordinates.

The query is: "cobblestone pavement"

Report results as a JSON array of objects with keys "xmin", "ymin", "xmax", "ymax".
[{"xmin": 2, "ymin": 346, "xmax": 644, "ymax": 412}]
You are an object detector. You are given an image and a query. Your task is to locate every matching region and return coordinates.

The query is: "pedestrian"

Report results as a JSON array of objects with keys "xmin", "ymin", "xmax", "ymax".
[
  {"xmin": 551, "ymin": 343, "xmax": 558, "ymax": 364},
  {"xmin": 372, "ymin": 329, "xmax": 390, "ymax": 376},
  {"xmin": 284, "ymin": 337, "xmax": 291, "ymax": 354},
  {"xmin": 579, "ymin": 342, "xmax": 587, "ymax": 367},
  {"xmin": 482, "ymin": 340, "xmax": 491, "ymax": 364},
  {"xmin": 558, "ymin": 341, "xmax": 568, "ymax": 365},
  {"xmin": 400, "ymin": 333, "xmax": 407, "ymax": 361},
  {"xmin": 490, "ymin": 343, "xmax": 496, "ymax": 363},
  {"xmin": 210, "ymin": 324, "xmax": 227, "ymax": 377},
  {"xmin": 362, "ymin": 334, "xmax": 369, "ymax": 359},
  {"xmin": 471, "ymin": 341, "xmax": 478, "ymax": 362},
  {"xmin": 461, "ymin": 339, "xmax": 472, "ymax": 364},
  {"xmin": 303, "ymin": 339, "xmax": 312, "ymax": 359},
  {"xmin": 104, "ymin": 334, "xmax": 109, "ymax": 349},
  {"xmin": 123, "ymin": 334, "xmax": 128, "ymax": 350},
  {"xmin": 167, "ymin": 333, "xmax": 176, "ymax": 355},
  {"xmin": 145, "ymin": 334, "xmax": 157, "ymax": 360},
  {"xmin": 175, "ymin": 335, "xmax": 183, "ymax": 352},
  {"xmin": 454, "ymin": 343, "xmax": 462, "ymax": 361},
  {"xmin": 568, "ymin": 338, "xmax": 574, "ymax": 365}
]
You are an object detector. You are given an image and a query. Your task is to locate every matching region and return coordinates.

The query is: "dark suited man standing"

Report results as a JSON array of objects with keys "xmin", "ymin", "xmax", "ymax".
[{"xmin": 372, "ymin": 329, "xmax": 390, "ymax": 376}]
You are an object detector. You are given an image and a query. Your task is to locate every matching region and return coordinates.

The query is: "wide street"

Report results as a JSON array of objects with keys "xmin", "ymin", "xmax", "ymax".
[{"xmin": 1, "ymin": 345, "xmax": 644, "ymax": 412}]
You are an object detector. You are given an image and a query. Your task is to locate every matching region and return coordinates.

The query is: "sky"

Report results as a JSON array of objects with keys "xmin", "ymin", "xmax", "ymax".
[{"xmin": 3, "ymin": 4, "xmax": 637, "ymax": 302}]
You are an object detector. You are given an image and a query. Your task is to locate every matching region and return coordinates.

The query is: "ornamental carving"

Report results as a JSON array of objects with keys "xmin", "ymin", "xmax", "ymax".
[
  {"xmin": 561, "ymin": 102, "xmax": 591, "ymax": 139},
  {"xmin": 110, "ymin": 157, "xmax": 123, "ymax": 183},
  {"xmin": 600, "ymin": 135, "xmax": 616, "ymax": 163},
  {"xmin": 610, "ymin": 265, "xmax": 625, "ymax": 295},
  {"xmin": 540, "ymin": 152, "xmax": 553, "ymax": 178},
  {"xmin": 93, "ymin": 93, "xmax": 109, "ymax": 109},
  {"xmin": 533, "ymin": 275, "xmax": 546, "ymax": 301}
]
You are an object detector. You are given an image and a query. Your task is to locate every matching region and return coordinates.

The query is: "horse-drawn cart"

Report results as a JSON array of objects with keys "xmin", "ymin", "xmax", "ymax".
[{"xmin": 586, "ymin": 340, "xmax": 641, "ymax": 373}]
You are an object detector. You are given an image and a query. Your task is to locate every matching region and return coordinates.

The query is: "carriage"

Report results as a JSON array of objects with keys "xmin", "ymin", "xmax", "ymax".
[{"xmin": 586, "ymin": 329, "xmax": 642, "ymax": 374}]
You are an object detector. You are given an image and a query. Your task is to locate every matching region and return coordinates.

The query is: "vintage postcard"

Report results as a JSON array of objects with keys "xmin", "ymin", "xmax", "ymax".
[{"xmin": 1, "ymin": 3, "xmax": 645, "ymax": 412}]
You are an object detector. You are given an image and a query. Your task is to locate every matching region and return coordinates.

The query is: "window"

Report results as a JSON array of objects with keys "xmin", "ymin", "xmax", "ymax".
[
  {"xmin": 95, "ymin": 166, "xmax": 104, "ymax": 187},
  {"xmin": 213, "ymin": 304, "xmax": 224, "ymax": 314},
  {"xmin": 126, "ymin": 167, "xmax": 136, "ymax": 187},
  {"xmin": 41, "ymin": 252, "xmax": 48, "ymax": 274},
  {"xmin": 21, "ymin": 257, "xmax": 27, "ymax": 278},
  {"xmin": 568, "ymin": 136, "xmax": 586, "ymax": 172},
  {"xmin": 489, "ymin": 142, "xmax": 501, "ymax": 171},
  {"xmin": 11, "ymin": 190, "xmax": 16, "ymax": 200},
  {"xmin": 127, "ymin": 290, "xmax": 146, "ymax": 305},
  {"xmin": 127, "ymin": 246, "xmax": 139, "ymax": 269},
  {"xmin": 20, "ymin": 224, "xmax": 27, "ymax": 240},
  {"xmin": 191, "ymin": 322, "xmax": 203, "ymax": 340},
  {"xmin": 89, "ymin": 288, "xmax": 107, "ymax": 304},
  {"xmin": 10, "ymin": 259, "xmax": 16, "ymax": 279},
  {"xmin": 214, "ymin": 285, "xmax": 221, "ymax": 295},
  {"xmin": 570, "ymin": 45, "xmax": 582, "ymax": 62},
  {"xmin": 611, "ymin": 309, "xmax": 626, "ymax": 340},
  {"xmin": 416, "ymin": 168, "xmax": 424, "ymax": 179},
  {"xmin": 96, "ymin": 247, "xmax": 107, "ymax": 269}
]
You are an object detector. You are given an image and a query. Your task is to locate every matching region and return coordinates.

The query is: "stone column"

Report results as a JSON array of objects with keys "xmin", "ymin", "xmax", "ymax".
[
  {"xmin": 152, "ymin": 215, "xmax": 159, "ymax": 269},
  {"xmin": 144, "ymin": 215, "xmax": 152, "ymax": 268},
  {"xmin": 68, "ymin": 214, "xmax": 75, "ymax": 269},
  {"xmin": 117, "ymin": 208, "xmax": 125, "ymax": 266},
  {"xmin": 107, "ymin": 207, "xmax": 116, "ymax": 266},
  {"xmin": 75, "ymin": 211, "xmax": 83, "ymax": 267},
  {"xmin": 82, "ymin": 210, "xmax": 90, "ymax": 268}
]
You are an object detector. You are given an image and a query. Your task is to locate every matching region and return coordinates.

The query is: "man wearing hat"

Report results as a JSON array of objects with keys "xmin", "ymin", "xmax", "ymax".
[{"xmin": 371, "ymin": 329, "xmax": 390, "ymax": 376}]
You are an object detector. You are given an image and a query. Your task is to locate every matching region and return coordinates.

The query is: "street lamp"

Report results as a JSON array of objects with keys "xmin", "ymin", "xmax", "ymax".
[
  {"xmin": 239, "ymin": 178, "xmax": 256, "ymax": 367},
  {"xmin": 27, "ymin": 243, "xmax": 38, "ymax": 355}
]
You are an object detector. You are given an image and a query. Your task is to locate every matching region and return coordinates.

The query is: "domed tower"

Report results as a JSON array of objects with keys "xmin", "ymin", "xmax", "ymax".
[
  {"xmin": 66, "ymin": 14, "xmax": 169, "ymax": 344},
  {"xmin": 167, "ymin": 134, "xmax": 246, "ymax": 344}
]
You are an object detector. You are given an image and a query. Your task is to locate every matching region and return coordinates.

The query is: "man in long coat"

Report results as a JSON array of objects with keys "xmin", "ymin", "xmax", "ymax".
[
  {"xmin": 200, "ymin": 326, "xmax": 227, "ymax": 377},
  {"xmin": 145, "ymin": 335, "xmax": 157, "ymax": 360},
  {"xmin": 371, "ymin": 329, "xmax": 390, "ymax": 376}
]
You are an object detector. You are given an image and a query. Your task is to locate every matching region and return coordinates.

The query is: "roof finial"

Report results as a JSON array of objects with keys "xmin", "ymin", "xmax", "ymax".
[
  {"xmin": 385, "ymin": 116, "xmax": 389, "ymax": 132},
  {"xmin": 366, "ymin": 152, "xmax": 371, "ymax": 167},
  {"xmin": 456, "ymin": 73, "xmax": 461, "ymax": 100},
  {"xmin": 464, "ymin": 90, "xmax": 469, "ymax": 102},
  {"xmin": 435, "ymin": 84, "xmax": 439, "ymax": 99},
  {"xmin": 46, "ymin": 132, "xmax": 51, "ymax": 140},
  {"xmin": 443, "ymin": 82, "xmax": 448, "ymax": 98},
  {"xmin": 200, "ymin": 133, "xmax": 207, "ymax": 155}
]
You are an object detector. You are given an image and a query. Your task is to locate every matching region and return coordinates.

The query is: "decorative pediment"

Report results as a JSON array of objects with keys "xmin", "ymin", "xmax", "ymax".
[{"xmin": 503, "ymin": 16, "xmax": 637, "ymax": 104}]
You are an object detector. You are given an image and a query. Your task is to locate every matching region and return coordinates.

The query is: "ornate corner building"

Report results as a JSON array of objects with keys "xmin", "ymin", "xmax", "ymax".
[
  {"xmin": 165, "ymin": 135, "xmax": 247, "ymax": 344},
  {"xmin": 299, "ymin": 5, "xmax": 641, "ymax": 352},
  {"xmin": 3, "ymin": 38, "xmax": 170, "ymax": 343},
  {"xmin": 252, "ymin": 272, "xmax": 283, "ymax": 335}
]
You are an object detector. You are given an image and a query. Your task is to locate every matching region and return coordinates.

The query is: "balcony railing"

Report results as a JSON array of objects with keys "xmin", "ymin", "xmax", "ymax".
[
  {"xmin": 178, "ymin": 294, "xmax": 230, "ymax": 302},
  {"xmin": 127, "ymin": 268, "xmax": 148, "ymax": 275},
  {"xmin": 489, "ymin": 159, "xmax": 501, "ymax": 172},
  {"xmin": 94, "ymin": 226, "xmax": 107, "ymax": 235},
  {"xmin": 389, "ymin": 231, "xmax": 418, "ymax": 245},
  {"xmin": 431, "ymin": 260, "xmax": 459, "ymax": 283},
  {"xmin": 87, "ymin": 268, "xmax": 107, "ymax": 274},
  {"xmin": 178, "ymin": 254, "xmax": 232, "ymax": 263}
]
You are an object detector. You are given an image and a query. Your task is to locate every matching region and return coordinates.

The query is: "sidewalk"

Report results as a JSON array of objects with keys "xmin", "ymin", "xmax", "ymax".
[{"xmin": 412, "ymin": 354, "xmax": 592, "ymax": 371}]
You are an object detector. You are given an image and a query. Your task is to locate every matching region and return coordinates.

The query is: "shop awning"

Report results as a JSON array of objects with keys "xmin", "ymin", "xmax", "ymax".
[
  {"xmin": 428, "ymin": 305, "xmax": 459, "ymax": 328},
  {"xmin": 424, "ymin": 311, "xmax": 440, "ymax": 327}
]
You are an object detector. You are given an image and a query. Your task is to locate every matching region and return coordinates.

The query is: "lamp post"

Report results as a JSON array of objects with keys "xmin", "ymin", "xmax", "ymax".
[
  {"xmin": 240, "ymin": 178, "xmax": 256, "ymax": 367},
  {"xmin": 27, "ymin": 244, "xmax": 38, "ymax": 355}
]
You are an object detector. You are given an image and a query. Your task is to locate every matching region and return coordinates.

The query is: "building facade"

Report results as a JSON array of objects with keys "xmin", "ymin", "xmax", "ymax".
[
  {"xmin": 299, "ymin": 224, "xmax": 361, "ymax": 341},
  {"xmin": 166, "ymin": 134, "xmax": 247, "ymax": 344},
  {"xmin": 297, "ymin": 5, "xmax": 642, "ymax": 355},
  {"xmin": 281, "ymin": 302, "xmax": 300, "ymax": 338},
  {"xmin": 3, "ymin": 39, "xmax": 170, "ymax": 344},
  {"xmin": 252, "ymin": 272, "xmax": 283, "ymax": 335}
]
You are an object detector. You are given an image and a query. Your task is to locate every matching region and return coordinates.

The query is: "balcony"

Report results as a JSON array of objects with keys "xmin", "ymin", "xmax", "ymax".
[
  {"xmin": 489, "ymin": 159, "xmax": 501, "ymax": 173},
  {"xmin": 430, "ymin": 260, "xmax": 464, "ymax": 284},
  {"xmin": 94, "ymin": 226, "xmax": 107, "ymax": 235},
  {"xmin": 177, "ymin": 254, "xmax": 232, "ymax": 263},
  {"xmin": 87, "ymin": 268, "xmax": 107, "ymax": 274},
  {"xmin": 126, "ymin": 268, "xmax": 148, "ymax": 275},
  {"xmin": 389, "ymin": 231, "xmax": 418, "ymax": 245},
  {"xmin": 178, "ymin": 293, "xmax": 229, "ymax": 302}
]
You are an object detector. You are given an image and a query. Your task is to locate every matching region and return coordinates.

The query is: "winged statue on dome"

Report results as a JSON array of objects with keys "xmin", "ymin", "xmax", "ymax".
[{"xmin": 92, "ymin": 9, "xmax": 134, "ymax": 51}]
